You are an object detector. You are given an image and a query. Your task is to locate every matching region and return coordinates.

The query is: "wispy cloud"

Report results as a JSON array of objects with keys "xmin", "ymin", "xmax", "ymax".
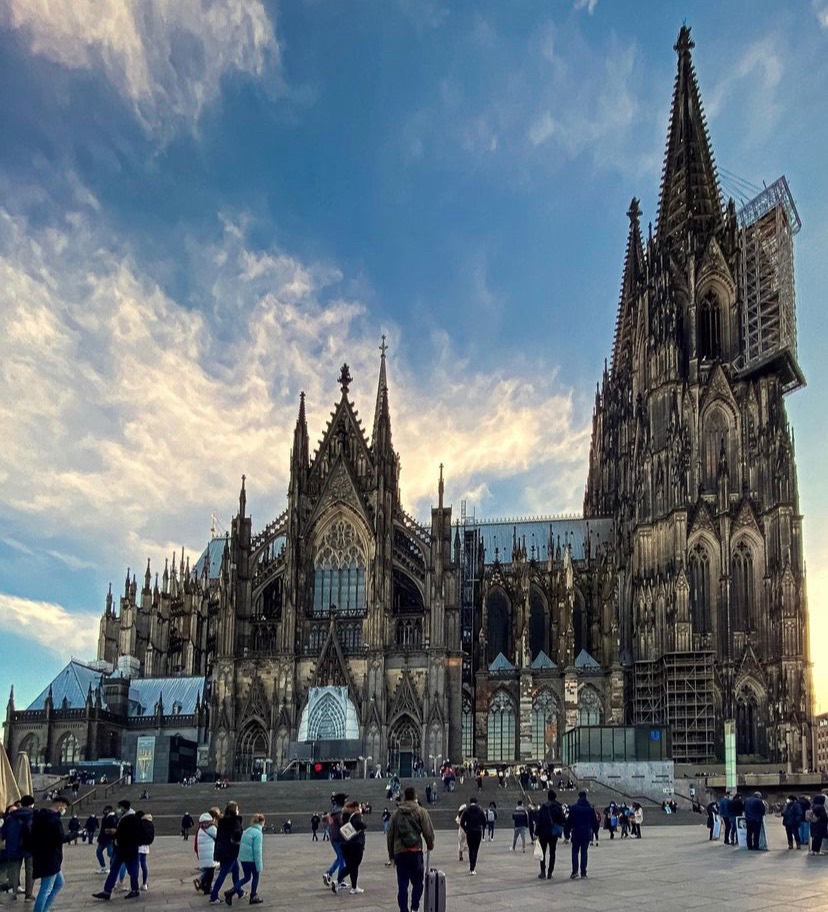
[
  {"xmin": 814, "ymin": 0, "xmax": 828, "ymax": 29},
  {"xmin": 1, "ymin": 0, "xmax": 280, "ymax": 137},
  {"xmin": 0, "ymin": 592, "xmax": 100, "ymax": 658},
  {"xmin": 0, "ymin": 177, "xmax": 588, "ymax": 582},
  {"xmin": 574, "ymin": 0, "xmax": 599, "ymax": 14}
]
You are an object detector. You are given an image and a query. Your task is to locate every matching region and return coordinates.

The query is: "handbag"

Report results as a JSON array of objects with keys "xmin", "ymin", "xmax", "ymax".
[
  {"xmin": 551, "ymin": 823, "xmax": 564, "ymax": 839},
  {"xmin": 533, "ymin": 840, "xmax": 545, "ymax": 861},
  {"xmin": 340, "ymin": 821, "xmax": 357, "ymax": 841}
]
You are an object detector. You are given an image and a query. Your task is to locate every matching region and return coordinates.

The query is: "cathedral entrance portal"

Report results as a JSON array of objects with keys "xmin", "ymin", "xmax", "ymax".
[{"xmin": 388, "ymin": 716, "xmax": 419, "ymax": 777}]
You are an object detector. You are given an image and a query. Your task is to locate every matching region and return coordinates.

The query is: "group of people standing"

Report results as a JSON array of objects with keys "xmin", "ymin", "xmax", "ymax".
[{"xmin": 191, "ymin": 801, "xmax": 265, "ymax": 904}]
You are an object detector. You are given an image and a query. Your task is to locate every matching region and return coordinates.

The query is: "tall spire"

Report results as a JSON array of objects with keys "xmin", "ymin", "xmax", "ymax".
[
  {"xmin": 656, "ymin": 25, "xmax": 722, "ymax": 244},
  {"xmin": 372, "ymin": 335, "xmax": 390, "ymax": 448},
  {"xmin": 239, "ymin": 474, "xmax": 247, "ymax": 519},
  {"xmin": 611, "ymin": 198, "xmax": 645, "ymax": 373},
  {"xmin": 292, "ymin": 391, "xmax": 309, "ymax": 471}
]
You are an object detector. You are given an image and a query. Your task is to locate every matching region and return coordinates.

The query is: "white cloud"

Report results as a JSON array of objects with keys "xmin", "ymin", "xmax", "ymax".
[
  {"xmin": 815, "ymin": 1, "xmax": 828, "ymax": 29},
  {"xmin": 574, "ymin": 0, "xmax": 599, "ymax": 14},
  {"xmin": 0, "ymin": 593, "xmax": 100, "ymax": 658},
  {"xmin": 1, "ymin": 0, "xmax": 279, "ymax": 136},
  {"xmin": 0, "ymin": 180, "xmax": 588, "ymax": 585}
]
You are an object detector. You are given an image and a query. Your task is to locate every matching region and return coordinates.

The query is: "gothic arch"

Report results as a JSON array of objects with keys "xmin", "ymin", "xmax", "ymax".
[
  {"xmin": 529, "ymin": 585, "xmax": 547, "ymax": 660},
  {"xmin": 731, "ymin": 539, "xmax": 757, "ymax": 632},
  {"xmin": 387, "ymin": 713, "xmax": 421, "ymax": 774},
  {"xmin": 56, "ymin": 732, "xmax": 80, "ymax": 767},
  {"xmin": 311, "ymin": 513, "xmax": 370, "ymax": 616},
  {"xmin": 486, "ymin": 587, "xmax": 511, "ymax": 664},
  {"xmin": 577, "ymin": 685, "xmax": 602, "ymax": 726},
  {"xmin": 700, "ymin": 403, "xmax": 733, "ymax": 490},
  {"xmin": 19, "ymin": 733, "xmax": 42, "ymax": 766},
  {"xmin": 531, "ymin": 689, "xmax": 561, "ymax": 761},
  {"xmin": 236, "ymin": 722, "xmax": 269, "ymax": 779},
  {"xmin": 734, "ymin": 680, "xmax": 767, "ymax": 758}
]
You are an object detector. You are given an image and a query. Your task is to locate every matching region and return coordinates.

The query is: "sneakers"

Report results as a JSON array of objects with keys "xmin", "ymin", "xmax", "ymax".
[
  {"xmin": 581, "ymin": 873, "xmax": 588, "ymax": 879},
  {"xmin": 570, "ymin": 873, "xmax": 579, "ymax": 880},
  {"xmin": 98, "ymin": 868, "xmax": 109, "ymax": 875},
  {"xmin": 225, "ymin": 888, "xmax": 235, "ymax": 906},
  {"xmin": 141, "ymin": 885, "xmax": 148, "ymax": 891},
  {"xmin": 468, "ymin": 870, "xmax": 476, "ymax": 876},
  {"xmin": 349, "ymin": 887, "xmax": 365, "ymax": 894},
  {"xmin": 210, "ymin": 901, "xmax": 223, "ymax": 906},
  {"xmin": 323, "ymin": 874, "xmax": 332, "ymax": 887},
  {"xmin": 249, "ymin": 898, "xmax": 263, "ymax": 906}
]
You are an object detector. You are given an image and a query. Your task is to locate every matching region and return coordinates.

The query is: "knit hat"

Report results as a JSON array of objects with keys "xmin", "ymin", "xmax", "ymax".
[{"xmin": 199, "ymin": 812, "xmax": 213, "ymax": 823}]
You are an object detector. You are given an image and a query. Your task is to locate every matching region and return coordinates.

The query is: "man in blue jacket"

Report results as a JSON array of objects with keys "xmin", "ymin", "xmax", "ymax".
[
  {"xmin": 566, "ymin": 791, "xmax": 595, "ymax": 879},
  {"xmin": 744, "ymin": 791, "xmax": 766, "ymax": 850},
  {"xmin": 719, "ymin": 793, "xmax": 731, "ymax": 846},
  {"xmin": 4, "ymin": 795, "xmax": 35, "ymax": 900}
]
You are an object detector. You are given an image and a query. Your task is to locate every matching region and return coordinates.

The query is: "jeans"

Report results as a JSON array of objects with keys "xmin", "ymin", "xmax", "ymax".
[
  {"xmin": 537, "ymin": 835, "xmax": 558, "ymax": 876},
  {"xmin": 8, "ymin": 857, "xmax": 33, "ymax": 898},
  {"xmin": 326, "ymin": 841, "xmax": 345, "ymax": 878},
  {"xmin": 512, "ymin": 826, "xmax": 527, "ymax": 850},
  {"xmin": 486, "ymin": 822, "xmax": 495, "ymax": 839},
  {"xmin": 103, "ymin": 851, "xmax": 138, "ymax": 894},
  {"xmin": 394, "ymin": 851, "xmax": 424, "ymax": 912},
  {"xmin": 138, "ymin": 854, "xmax": 149, "ymax": 885},
  {"xmin": 210, "ymin": 860, "xmax": 241, "ymax": 901},
  {"xmin": 799, "ymin": 821, "xmax": 811, "ymax": 847},
  {"xmin": 785, "ymin": 824, "xmax": 802, "ymax": 848},
  {"xmin": 95, "ymin": 841, "xmax": 112, "ymax": 869},
  {"xmin": 466, "ymin": 830, "xmax": 483, "ymax": 872},
  {"xmin": 33, "ymin": 871, "xmax": 64, "ymax": 912},
  {"xmin": 238, "ymin": 861, "xmax": 259, "ymax": 896},
  {"xmin": 571, "ymin": 833, "xmax": 589, "ymax": 875}
]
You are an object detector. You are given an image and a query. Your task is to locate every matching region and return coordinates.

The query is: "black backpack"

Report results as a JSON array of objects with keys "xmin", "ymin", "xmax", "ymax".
[{"xmin": 138, "ymin": 818, "xmax": 155, "ymax": 846}]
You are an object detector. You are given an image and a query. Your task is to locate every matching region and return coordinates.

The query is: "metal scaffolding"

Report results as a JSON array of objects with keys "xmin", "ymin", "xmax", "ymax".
[
  {"xmin": 737, "ymin": 176, "xmax": 805, "ymax": 393},
  {"xmin": 633, "ymin": 652, "xmax": 716, "ymax": 764}
]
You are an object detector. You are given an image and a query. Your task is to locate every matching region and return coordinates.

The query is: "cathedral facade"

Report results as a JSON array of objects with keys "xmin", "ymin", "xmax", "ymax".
[{"xmin": 4, "ymin": 27, "xmax": 814, "ymax": 775}]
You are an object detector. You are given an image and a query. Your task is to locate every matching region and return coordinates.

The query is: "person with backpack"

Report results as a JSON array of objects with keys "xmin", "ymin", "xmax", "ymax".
[
  {"xmin": 485, "ymin": 802, "xmax": 497, "ymax": 840},
  {"xmin": 459, "ymin": 797, "xmax": 486, "ymax": 876},
  {"xmin": 193, "ymin": 811, "xmax": 218, "ymax": 895},
  {"xmin": 209, "ymin": 801, "xmax": 244, "ymax": 905},
  {"xmin": 387, "ymin": 786, "xmax": 435, "ymax": 912},
  {"xmin": 236, "ymin": 813, "xmax": 265, "ymax": 905},
  {"xmin": 92, "ymin": 799, "xmax": 143, "ymax": 900},
  {"xmin": 136, "ymin": 813, "xmax": 154, "ymax": 892},
  {"xmin": 4, "ymin": 794, "xmax": 35, "ymax": 901},
  {"xmin": 535, "ymin": 789, "xmax": 566, "ymax": 880},
  {"xmin": 30, "ymin": 794, "xmax": 72, "ymax": 912},
  {"xmin": 334, "ymin": 801, "xmax": 367, "ymax": 895}
]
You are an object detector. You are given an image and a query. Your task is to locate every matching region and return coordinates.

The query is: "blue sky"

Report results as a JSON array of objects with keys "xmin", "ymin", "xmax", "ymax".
[{"xmin": 1, "ymin": 0, "xmax": 827, "ymax": 716}]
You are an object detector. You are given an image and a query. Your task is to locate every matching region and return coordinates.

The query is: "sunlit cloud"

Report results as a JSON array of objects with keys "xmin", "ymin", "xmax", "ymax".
[
  {"xmin": 0, "ymin": 593, "xmax": 100, "ymax": 658},
  {"xmin": 1, "ymin": 0, "xmax": 280, "ymax": 136}
]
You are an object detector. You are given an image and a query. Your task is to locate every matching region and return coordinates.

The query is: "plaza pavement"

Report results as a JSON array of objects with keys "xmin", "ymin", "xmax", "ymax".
[{"xmin": 25, "ymin": 823, "xmax": 828, "ymax": 912}]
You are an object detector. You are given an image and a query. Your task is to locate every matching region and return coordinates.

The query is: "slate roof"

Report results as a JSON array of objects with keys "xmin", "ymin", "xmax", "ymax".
[
  {"xmin": 474, "ymin": 517, "xmax": 613, "ymax": 564},
  {"xmin": 193, "ymin": 537, "xmax": 228, "ymax": 581},
  {"xmin": 574, "ymin": 649, "xmax": 601, "ymax": 669},
  {"xmin": 488, "ymin": 652, "xmax": 516, "ymax": 673},
  {"xmin": 27, "ymin": 660, "xmax": 104, "ymax": 710},
  {"xmin": 530, "ymin": 651, "xmax": 558, "ymax": 670},
  {"xmin": 127, "ymin": 677, "xmax": 204, "ymax": 717}
]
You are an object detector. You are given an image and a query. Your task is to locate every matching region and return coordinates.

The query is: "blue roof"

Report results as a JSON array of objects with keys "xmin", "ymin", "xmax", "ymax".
[
  {"xmin": 574, "ymin": 649, "xmax": 601, "ymax": 669},
  {"xmin": 530, "ymin": 651, "xmax": 558, "ymax": 670},
  {"xmin": 488, "ymin": 652, "xmax": 516, "ymax": 672},
  {"xmin": 28, "ymin": 660, "xmax": 104, "ymax": 710},
  {"xmin": 472, "ymin": 517, "xmax": 613, "ymax": 564},
  {"xmin": 127, "ymin": 677, "xmax": 204, "ymax": 717},
  {"xmin": 193, "ymin": 538, "xmax": 228, "ymax": 580}
]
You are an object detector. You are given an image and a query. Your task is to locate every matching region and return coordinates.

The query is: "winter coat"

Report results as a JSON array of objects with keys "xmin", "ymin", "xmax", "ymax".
[
  {"xmin": 31, "ymin": 808, "xmax": 68, "ymax": 880},
  {"xmin": 85, "ymin": 816, "xmax": 99, "ymax": 836},
  {"xmin": 181, "ymin": 814, "xmax": 195, "ymax": 830},
  {"xmin": 238, "ymin": 823, "xmax": 264, "ymax": 871},
  {"xmin": 729, "ymin": 796, "xmax": 744, "ymax": 816},
  {"xmin": 782, "ymin": 800, "xmax": 804, "ymax": 828},
  {"xmin": 744, "ymin": 796, "xmax": 766, "ymax": 822},
  {"xmin": 566, "ymin": 796, "xmax": 595, "ymax": 838},
  {"xmin": 719, "ymin": 796, "xmax": 731, "ymax": 819},
  {"xmin": 195, "ymin": 823, "xmax": 218, "ymax": 867},
  {"xmin": 113, "ymin": 810, "xmax": 142, "ymax": 857},
  {"xmin": 98, "ymin": 811, "xmax": 118, "ymax": 845},
  {"xmin": 459, "ymin": 804, "xmax": 487, "ymax": 835},
  {"xmin": 811, "ymin": 797, "xmax": 828, "ymax": 838},
  {"xmin": 3, "ymin": 806, "xmax": 33, "ymax": 861},
  {"xmin": 214, "ymin": 811, "xmax": 243, "ymax": 863},
  {"xmin": 341, "ymin": 811, "xmax": 367, "ymax": 850},
  {"xmin": 512, "ymin": 806, "xmax": 529, "ymax": 828},
  {"xmin": 387, "ymin": 800, "xmax": 436, "ymax": 856}
]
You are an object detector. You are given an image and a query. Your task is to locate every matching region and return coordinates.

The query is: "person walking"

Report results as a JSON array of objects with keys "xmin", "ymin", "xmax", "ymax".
[
  {"xmin": 632, "ymin": 803, "xmax": 643, "ymax": 838},
  {"xmin": 782, "ymin": 795, "xmax": 804, "ymax": 849},
  {"xmin": 84, "ymin": 813, "xmax": 99, "ymax": 846},
  {"xmin": 335, "ymin": 801, "xmax": 367, "ymax": 895},
  {"xmin": 744, "ymin": 792, "xmax": 766, "ymax": 850},
  {"xmin": 809, "ymin": 794, "xmax": 827, "ymax": 856},
  {"xmin": 311, "ymin": 813, "xmax": 320, "ymax": 841},
  {"xmin": 92, "ymin": 799, "xmax": 142, "ymax": 900},
  {"xmin": 566, "ymin": 791, "xmax": 594, "ymax": 880},
  {"xmin": 455, "ymin": 804, "xmax": 467, "ymax": 862},
  {"xmin": 535, "ymin": 789, "xmax": 565, "ymax": 880},
  {"xmin": 511, "ymin": 800, "xmax": 529, "ymax": 852},
  {"xmin": 30, "ymin": 794, "xmax": 71, "ymax": 912},
  {"xmin": 136, "ymin": 813, "xmax": 153, "ymax": 892},
  {"xmin": 387, "ymin": 786, "xmax": 435, "ymax": 912},
  {"xmin": 459, "ymin": 798, "xmax": 486, "ymax": 876},
  {"xmin": 322, "ymin": 793, "xmax": 347, "ymax": 888},
  {"xmin": 209, "ymin": 802, "xmax": 244, "ymax": 905},
  {"xmin": 194, "ymin": 812, "xmax": 218, "ymax": 895},
  {"xmin": 67, "ymin": 815, "xmax": 81, "ymax": 845},
  {"xmin": 236, "ymin": 813, "xmax": 265, "ymax": 905},
  {"xmin": 181, "ymin": 812, "xmax": 194, "ymax": 841},
  {"xmin": 96, "ymin": 806, "xmax": 117, "ymax": 874},
  {"xmin": 485, "ymin": 802, "xmax": 497, "ymax": 840},
  {"xmin": 4, "ymin": 795, "xmax": 35, "ymax": 902}
]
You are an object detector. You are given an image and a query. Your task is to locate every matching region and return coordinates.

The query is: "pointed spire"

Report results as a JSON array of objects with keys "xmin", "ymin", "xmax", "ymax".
[
  {"xmin": 611, "ymin": 197, "xmax": 645, "ymax": 373},
  {"xmin": 656, "ymin": 25, "xmax": 722, "ymax": 243},
  {"xmin": 239, "ymin": 474, "xmax": 247, "ymax": 519},
  {"xmin": 338, "ymin": 362, "xmax": 353, "ymax": 396},
  {"xmin": 7, "ymin": 685, "xmax": 15, "ymax": 714},
  {"xmin": 372, "ymin": 335, "xmax": 391, "ymax": 448},
  {"xmin": 143, "ymin": 558, "xmax": 152, "ymax": 593},
  {"xmin": 438, "ymin": 463, "xmax": 444, "ymax": 510},
  {"xmin": 291, "ymin": 391, "xmax": 309, "ymax": 473},
  {"xmin": 105, "ymin": 582, "xmax": 113, "ymax": 616}
]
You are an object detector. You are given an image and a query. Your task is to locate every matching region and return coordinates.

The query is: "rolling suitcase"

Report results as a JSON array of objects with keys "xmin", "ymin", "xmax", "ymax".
[{"xmin": 423, "ymin": 851, "xmax": 446, "ymax": 912}]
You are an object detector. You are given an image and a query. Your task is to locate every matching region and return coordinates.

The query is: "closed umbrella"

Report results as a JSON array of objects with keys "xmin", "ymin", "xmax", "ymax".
[
  {"xmin": 0, "ymin": 740, "xmax": 21, "ymax": 811},
  {"xmin": 15, "ymin": 751, "xmax": 33, "ymax": 797}
]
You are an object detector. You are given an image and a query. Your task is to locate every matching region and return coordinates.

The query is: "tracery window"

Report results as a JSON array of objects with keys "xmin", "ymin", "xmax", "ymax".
[
  {"xmin": 689, "ymin": 544, "xmax": 712, "ymax": 634},
  {"xmin": 531, "ymin": 690, "xmax": 559, "ymax": 760},
  {"xmin": 313, "ymin": 519, "xmax": 366, "ymax": 616},
  {"xmin": 461, "ymin": 695, "xmax": 474, "ymax": 759},
  {"xmin": 731, "ymin": 542, "xmax": 754, "ymax": 631},
  {"xmin": 487, "ymin": 691, "xmax": 515, "ymax": 762},
  {"xmin": 395, "ymin": 619, "xmax": 423, "ymax": 648},
  {"xmin": 486, "ymin": 589, "xmax": 510, "ymax": 664},
  {"xmin": 577, "ymin": 686, "xmax": 602, "ymax": 727},
  {"xmin": 698, "ymin": 291, "xmax": 722, "ymax": 362},
  {"xmin": 703, "ymin": 410, "xmax": 729, "ymax": 490},
  {"xmin": 58, "ymin": 733, "xmax": 80, "ymax": 766}
]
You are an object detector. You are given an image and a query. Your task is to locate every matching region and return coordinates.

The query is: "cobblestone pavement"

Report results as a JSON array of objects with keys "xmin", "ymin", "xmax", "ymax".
[{"xmin": 19, "ymin": 824, "xmax": 828, "ymax": 912}]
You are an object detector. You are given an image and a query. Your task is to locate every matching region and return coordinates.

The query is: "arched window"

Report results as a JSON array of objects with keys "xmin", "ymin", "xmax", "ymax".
[
  {"xmin": 531, "ymin": 691, "xmax": 559, "ymax": 760},
  {"xmin": 313, "ymin": 519, "xmax": 366, "ymax": 616},
  {"xmin": 486, "ymin": 589, "xmax": 511, "ymax": 664},
  {"xmin": 19, "ymin": 733, "xmax": 41, "ymax": 766},
  {"xmin": 58, "ymin": 733, "xmax": 80, "ymax": 767},
  {"xmin": 689, "ymin": 544, "xmax": 712, "ymax": 635},
  {"xmin": 698, "ymin": 291, "xmax": 721, "ymax": 362},
  {"xmin": 731, "ymin": 542, "xmax": 754, "ymax": 631},
  {"xmin": 307, "ymin": 692, "xmax": 346, "ymax": 740},
  {"xmin": 573, "ymin": 592, "xmax": 587, "ymax": 656},
  {"xmin": 236, "ymin": 724, "xmax": 268, "ymax": 778},
  {"xmin": 735, "ymin": 687, "xmax": 765, "ymax": 758},
  {"xmin": 487, "ymin": 691, "xmax": 515, "ymax": 762},
  {"xmin": 529, "ymin": 587, "xmax": 547, "ymax": 660},
  {"xmin": 461, "ymin": 695, "xmax": 474, "ymax": 759},
  {"xmin": 577, "ymin": 686, "xmax": 602, "ymax": 726},
  {"xmin": 703, "ymin": 409, "xmax": 729, "ymax": 490}
]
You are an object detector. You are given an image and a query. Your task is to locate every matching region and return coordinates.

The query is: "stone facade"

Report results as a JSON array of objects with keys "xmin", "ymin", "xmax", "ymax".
[{"xmin": 4, "ymin": 27, "xmax": 814, "ymax": 773}]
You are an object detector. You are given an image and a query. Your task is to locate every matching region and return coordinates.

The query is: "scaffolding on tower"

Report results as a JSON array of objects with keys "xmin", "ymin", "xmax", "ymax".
[{"xmin": 736, "ymin": 176, "xmax": 805, "ymax": 394}]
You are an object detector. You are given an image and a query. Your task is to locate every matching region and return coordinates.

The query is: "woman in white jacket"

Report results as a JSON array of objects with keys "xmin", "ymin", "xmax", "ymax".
[{"xmin": 194, "ymin": 812, "xmax": 218, "ymax": 895}]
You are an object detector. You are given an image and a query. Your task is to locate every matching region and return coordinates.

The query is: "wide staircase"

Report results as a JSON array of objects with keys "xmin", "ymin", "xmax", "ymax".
[{"xmin": 67, "ymin": 772, "xmax": 701, "ymax": 836}]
